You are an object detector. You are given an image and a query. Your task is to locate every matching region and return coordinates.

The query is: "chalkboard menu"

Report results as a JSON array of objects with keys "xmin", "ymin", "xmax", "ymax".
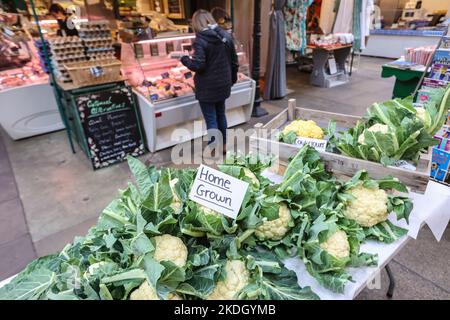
[{"xmin": 75, "ymin": 86, "xmax": 145, "ymax": 170}]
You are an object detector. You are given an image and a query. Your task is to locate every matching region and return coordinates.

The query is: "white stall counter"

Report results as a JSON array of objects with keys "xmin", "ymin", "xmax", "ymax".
[
  {"xmin": 0, "ymin": 83, "xmax": 64, "ymax": 140},
  {"xmin": 362, "ymin": 29, "xmax": 444, "ymax": 59}
]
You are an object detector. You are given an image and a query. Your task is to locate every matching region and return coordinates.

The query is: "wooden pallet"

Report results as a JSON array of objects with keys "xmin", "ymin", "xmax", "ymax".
[{"xmin": 249, "ymin": 99, "xmax": 431, "ymax": 194}]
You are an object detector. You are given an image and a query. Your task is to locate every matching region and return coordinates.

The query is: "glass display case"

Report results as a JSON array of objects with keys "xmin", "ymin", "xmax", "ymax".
[
  {"xmin": 121, "ymin": 34, "xmax": 255, "ymax": 152},
  {"xmin": 0, "ymin": 12, "xmax": 62, "ymax": 140},
  {"xmin": 0, "ymin": 12, "xmax": 48, "ymax": 90}
]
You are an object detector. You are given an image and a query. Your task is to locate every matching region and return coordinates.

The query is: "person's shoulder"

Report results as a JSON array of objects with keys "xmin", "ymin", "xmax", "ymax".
[
  {"xmin": 193, "ymin": 33, "xmax": 207, "ymax": 46},
  {"xmin": 216, "ymin": 27, "xmax": 233, "ymax": 41}
]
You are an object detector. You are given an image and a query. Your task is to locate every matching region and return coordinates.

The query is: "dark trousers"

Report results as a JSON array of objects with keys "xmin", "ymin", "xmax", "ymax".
[{"xmin": 199, "ymin": 100, "xmax": 227, "ymax": 145}]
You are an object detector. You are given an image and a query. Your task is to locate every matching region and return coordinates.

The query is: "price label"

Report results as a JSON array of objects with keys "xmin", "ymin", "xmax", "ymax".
[
  {"xmin": 189, "ymin": 165, "xmax": 249, "ymax": 219},
  {"xmin": 295, "ymin": 137, "xmax": 328, "ymax": 152},
  {"xmin": 394, "ymin": 160, "xmax": 417, "ymax": 171},
  {"xmin": 328, "ymin": 57, "xmax": 337, "ymax": 75}
]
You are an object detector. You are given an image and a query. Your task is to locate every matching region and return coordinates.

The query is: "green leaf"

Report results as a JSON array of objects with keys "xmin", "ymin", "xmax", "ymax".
[
  {"xmin": 127, "ymin": 156, "xmax": 157, "ymax": 197},
  {"xmin": 131, "ymin": 233, "xmax": 154, "ymax": 256},
  {"xmin": 252, "ymin": 268, "xmax": 319, "ymax": 300},
  {"xmin": 101, "ymin": 269, "xmax": 146, "ymax": 284},
  {"xmin": 143, "ymin": 256, "xmax": 165, "ymax": 289},
  {"xmin": 47, "ymin": 289, "xmax": 80, "ymax": 300},
  {"xmin": 99, "ymin": 284, "xmax": 113, "ymax": 300},
  {"xmin": 364, "ymin": 221, "xmax": 408, "ymax": 243},
  {"xmin": 0, "ymin": 269, "xmax": 55, "ymax": 300}
]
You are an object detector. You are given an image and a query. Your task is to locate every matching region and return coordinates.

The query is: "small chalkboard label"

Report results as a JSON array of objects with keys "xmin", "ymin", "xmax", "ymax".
[
  {"xmin": 75, "ymin": 86, "xmax": 145, "ymax": 169},
  {"xmin": 188, "ymin": 165, "xmax": 249, "ymax": 219}
]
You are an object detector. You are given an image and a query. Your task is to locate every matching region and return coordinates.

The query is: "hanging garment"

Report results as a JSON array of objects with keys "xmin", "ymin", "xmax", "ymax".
[
  {"xmin": 352, "ymin": 0, "xmax": 362, "ymax": 51},
  {"xmin": 333, "ymin": 0, "xmax": 354, "ymax": 34},
  {"xmin": 360, "ymin": 0, "xmax": 374, "ymax": 49},
  {"xmin": 264, "ymin": 0, "xmax": 287, "ymax": 100},
  {"xmin": 284, "ymin": 0, "xmax": 314, "ymax": 53}
]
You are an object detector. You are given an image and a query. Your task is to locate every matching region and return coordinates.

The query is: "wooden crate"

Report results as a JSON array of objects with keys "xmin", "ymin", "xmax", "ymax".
[{"xmin": 249, "ymin": 99, "xmax": 431, "ymax": 194}]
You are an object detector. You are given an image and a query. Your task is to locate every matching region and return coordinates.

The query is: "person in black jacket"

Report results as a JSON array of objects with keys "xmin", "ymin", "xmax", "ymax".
[{"xmin": 181, "ymin": 9, "xmax": 238, "ymax": 154}]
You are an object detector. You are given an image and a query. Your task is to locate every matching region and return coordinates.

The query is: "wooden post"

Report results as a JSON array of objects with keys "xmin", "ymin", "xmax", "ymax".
[{"xmin": 288, "ymin": 98, "xmax": 296, "ymax": 121}]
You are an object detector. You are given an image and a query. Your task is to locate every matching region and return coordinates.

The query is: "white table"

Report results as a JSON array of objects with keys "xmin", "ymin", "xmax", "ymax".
[{"xmin": 262, "ymin": 170, "xmax": 448, "ymax": 300}]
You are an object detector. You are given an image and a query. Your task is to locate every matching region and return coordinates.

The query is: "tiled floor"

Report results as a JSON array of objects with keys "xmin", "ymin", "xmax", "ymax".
[
  {"xmin": 0, "ymin": 133, "xmax": 37, "ymax": 280},
  {"xmin": 0, "ymin": 56, "xmax": 449, "ymax": 299}
]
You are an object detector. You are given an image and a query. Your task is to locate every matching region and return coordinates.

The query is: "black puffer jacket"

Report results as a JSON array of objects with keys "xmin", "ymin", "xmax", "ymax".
[{"xmin": 181, "ymin": 26, "xmax": 239, "ymax": 103}]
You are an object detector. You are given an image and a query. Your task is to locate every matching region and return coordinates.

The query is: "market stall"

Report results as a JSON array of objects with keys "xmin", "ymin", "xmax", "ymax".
[{"xmin": 121, "ymin": 34, "xmax": 255, "ymax": 152}]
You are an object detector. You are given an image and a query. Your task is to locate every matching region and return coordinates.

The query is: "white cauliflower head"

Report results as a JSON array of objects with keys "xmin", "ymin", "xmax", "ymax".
[
  {"xmin": 153, "ymin": 234, "xmax": 188, "ymax": 267},
  {"xmin": 130, "ymin": 281, "xmax": 181, "ymax": 300},
  {"xmin": 344, "ymin": 185, "xmax": 389, "ymax": 227},
  {"xmin": 199, "ymin": 204, "xmax": 221, "ymax": 217},
  {"xmin": 320, "ymin": 230, "xmax": 350, "ymax": 259},
  {"xmin": 207, "ymin": 260, "xmax": 249, "ymax": 300},
  {"xmin": 357, "ymin": 123, "xmax": 389, "ymax": 145},
  {"xmin": 243, "ymin": 168, "xmax": 260, "ymax": 187},
  {"xmin": 130, "ymin": 281, "xmax": 158, "ymax": 300},
  {"xmin": 255, "ymin": 204, "xmax": 292, "ymax": 240}
]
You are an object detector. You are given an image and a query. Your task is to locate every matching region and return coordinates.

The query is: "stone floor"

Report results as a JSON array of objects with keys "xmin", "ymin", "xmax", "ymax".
[{"xmin": 0, "ymin": 56, "xmax": 449, "ymax": 299}]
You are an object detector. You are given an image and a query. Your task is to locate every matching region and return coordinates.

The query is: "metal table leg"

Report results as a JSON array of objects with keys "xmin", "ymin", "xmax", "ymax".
[
  {"xmin": 349, "ymin": 49, "xmax": 355, "ymax": 76},
  {"xmin": 385, "ymin": 264, "xmax": 395, "ymax": 298}
]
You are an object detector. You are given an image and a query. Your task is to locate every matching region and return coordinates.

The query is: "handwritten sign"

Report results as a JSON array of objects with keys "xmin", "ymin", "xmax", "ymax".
[
  {"xmin": 75, "ymin": 86, "xmax": 145, "ymax": 170},
  {"xmin": 189, "ymin": 165, "xmax": 249, "ymax": 219},
  {"xmin": 295, "ymin": 137, "xmax": 328, "ymax": 152}
]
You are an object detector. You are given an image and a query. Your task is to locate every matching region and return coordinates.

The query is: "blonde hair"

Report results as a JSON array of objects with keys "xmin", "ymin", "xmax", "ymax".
[{"xmin": 191, "ymin": 9, "xmax": 217, "ymax": 33}]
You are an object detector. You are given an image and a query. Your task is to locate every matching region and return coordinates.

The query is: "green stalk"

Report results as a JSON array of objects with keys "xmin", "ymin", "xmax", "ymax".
[{"xmin": 429, "ymin": 86, "xmax": 450, "ymax": 135}]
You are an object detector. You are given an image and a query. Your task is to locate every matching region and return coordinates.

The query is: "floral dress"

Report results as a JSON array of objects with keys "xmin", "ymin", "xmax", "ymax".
[{"xmin": 284, "ymin": 0, "xmax": 314, "ymax": 53}]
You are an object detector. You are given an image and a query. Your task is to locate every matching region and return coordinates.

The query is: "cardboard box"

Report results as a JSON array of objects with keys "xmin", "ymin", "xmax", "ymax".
[{"xmin": 430, "ymin": 147, "xmax": 450, "ymax": 183}]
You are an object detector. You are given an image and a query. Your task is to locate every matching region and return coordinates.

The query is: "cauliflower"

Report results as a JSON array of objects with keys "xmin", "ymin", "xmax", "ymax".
[
  {"xmin": 207, "ymin": 260, "xmax": 249, "ymax": 300},
  {"xmin": 255, "ymin": 204, "xmax": 293, "ymax": 240},
  {"xmin": 415, "ymin": 107, "xmax": 431, "ymax": 128},
  {"xmin": 357, "ymin": 123, "xmax": 389, "ymax": 145},
  {"xmin": 243, "ymin": 168, "xmax": 260, "ymax": 187},
  {"xmin": 320, "ymin": 230, "xmax": 350, "ymax": 259},
  {"xmin": 199, "ymin": 204, "xmax": 221, "ymax": 217},
  {"xmin": 169, "ymin": 178, "xmax": 182, "ymax": 212},
  {"xmin": 130, "ymin": 281, "xmax": 181, "ymax": 300},
  {"xmin": 344, "ymin": 185, "xmax": 389, "ymax": 227},
  {"xmin": 153, "ymin": 234, "xmax": 188, "ymax": 267},
  {"xmin": 283, "ymin": 120, "xmax": 324, "ymax": 139}
]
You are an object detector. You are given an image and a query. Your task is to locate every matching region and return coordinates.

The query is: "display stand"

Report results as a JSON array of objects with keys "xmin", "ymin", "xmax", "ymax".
[
  {"xmin": 309, "ymin": 45, "xmax": 352, "ymax": 88},
  {"xmin": 135, "ymin": 79, "xmax": 255, "ymax": 152}
]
